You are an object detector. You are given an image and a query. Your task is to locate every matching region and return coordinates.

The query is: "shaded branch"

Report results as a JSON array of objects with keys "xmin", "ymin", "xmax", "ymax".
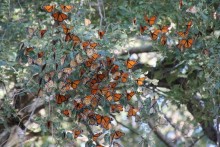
[{"xmin": 148, "ymin": 119, "xmax": 175, "ymax": 147}]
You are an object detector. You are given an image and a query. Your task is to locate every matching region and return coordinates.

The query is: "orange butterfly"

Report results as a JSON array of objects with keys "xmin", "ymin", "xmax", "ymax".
[
  {"xmin": 144, "ymin": 15, "xmax": 157, "ymax": 26},
  {"xmin": 150, "ymin": 29, "xmax": 161, "ymax": 40},
  {"xmin": 160, "ymin": 35, "xmax": 167, "ymax": 45},
  {"xmin": 73, "ymin": 129, "xmax": 83, "ymax": 139},
  {"xmin": 136, "ymin": 77, "xmax": 145, "ymax": 86},
  {"xmin": 160, "ymin": 26, "xmax": 169, "ymax": 33},
  {"xmin": 65, "ymin": 33, "xmax": 72, "ymax": 42},
  {"xmin": 110, "ymin": 64, "xmax": 119, "ymax": 74},
  {"xmin": 106, "ymin": 56, "xmax": 115, "ymax": 67},
  {"xmin": 91, "ymin": 83, "xmax": 99, "ymax": 94},
  {"xmin": 61, "ymin": 24, "xmax": 73, "ymax": 34},
  {"xmin": 125, "ymin": 59, "xmax": 137, "ymax": 69},
  {"xmin": 91, "ymin": 53, "xmax": 101, "ymax": 61},
  {"xmin": 98, "ymin": 30, "xmax": 105, "ymax": 39},
  {"xmin": 100, "ymin": 87, "xmax": 110, "ymax": 95},
  {"xmin": 60, "ymin": 4, "xmax": 74, "ymax": 12},
  {"xmin": 72, "ymin": 35, "xmax": 81, "ymax": 47},
  {"xmin": 127, "ymin": 106, "xmax": 139, "ymax": 117},
  {"xmin": 109, "ymin": 82, "xmax": 117, "ymax": 89},
  {"xmin": 52, "ymin": 11, "xmax": 68, "ymax": 22},
  {"xmin": 90, "ymin": 42, "xmax": 99, "ymax": 49},
  {"xmin": 105, "ymin": 91, "xmax": 113, "ymax": 101},
  {"xmin": 112, "ymin": 71, "xmax": 122, "ymax": 80},
  {"xmin": 92, "ymin": 132, "xmax": 103, "ymax": 141},
  {"xmin": 38, "ymin": 51, "xmax": 44, "ymax": 58},
  {"xmin": 177, "ymin": 31, "xmax": 188, "ymax": 38},
  {"xmin": 85, "ymin": 58, "xmax": 94, "ymax": 67},
  {"xmin": 82, "ymin": 41, "xmax": 90, "ymax": 49},
  {"xmin": 24, "ymin": 47, "xmax": 34, "ymax": 55},
  {"xmin": 43, "ymin": 5, "xmax": 56, "ymax": 13},
  {"xmin": 140, "ymin": 24, "xmax": 148, "ymax": 34},
  {"xmin": 95, "ymin": 114, "xmax": 112, "ymax": 130},
  {"xmin": 113, "ymin": 93, "xmax": 122, "ymax": 102},
  {"xmin": 127, "ymin": 91, "xmax": 135, "ymax": 101},
  {"xmin": 71, "ymin": 80, "xmax": 80, "ymax": 89},
  {"xmin": 40, "ymin": 29, "xmax": 47, "ymax": 38},
  {"xmin": 95, "ymin": 73, "xmax": 106, "ymax": 83},
  {"xmin": 177, "ymin": 38, "xmax": 193, "ymax": 49},
  {"xmin": 121, "ymin": 72, "xmax": 129, "ymax": 83},
  {"xmin": 111, "ymin": 131, "xmax": 125, "ymax": 139},
  {"xmin": 111, "ymin": 104, "xmax": 123, "ymax": 113},
  {"xmin": 186, "ymin": 20, "xmax": 192, "ymax": 32},
  {"xmin": 62, "ymin": 109, "xmax": 70, "ymax": 117},
  {"xmin": 56, "ymin": 94, "xmax": 70, "ymax": 104},
  {"xmin": 74, "ymin": 100, "xmax": 84, "ymax": 110}
]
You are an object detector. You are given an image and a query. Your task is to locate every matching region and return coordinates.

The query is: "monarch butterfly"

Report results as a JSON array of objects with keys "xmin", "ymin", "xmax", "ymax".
[
  {"xmin": 140, "ymin": 24, "xmax": 148, "ymax": 34},
  {"xmin": 74, "ymin": 100, "xmax": 84, "ymax": 110},
  {"xmin": 62, "ymin": 109, "xmax": 70, "ymax": 117},
  {"xmin": 98, "ymin": 30, "xmax": 105, "ymax": 39},
  {"xmin": 186, "ymin": 20, "xmax": 192, "ymax": 32},
  {"xmin": 177, "ymin": 38, "xmax": 193, "ymax": 49},
  {"xmin": 95, "ymin": 73, "xmax": 106, "ymax": 83},
  {"xmin": 84, "ymin": 58, "xmax": 94, "ymax": 67},
  {"xmin": 121, "ymin": 72, "xmax": 129, "ymax": 83},
  {"xmin": 65, "ymin": 33, "xmax": 72, "ymax": 42},
  {"xmin": 56, "ymin": 94, "xmax": 69, "ymax": 104},
  {"xmin": 105, "ymin": 91, "xmax": 113, "ymax": 101},
  {"xmin": 144, "ymin": 15, "xmax": 157, "ymax": 26},
  {"xmin": 113, "ymin": 93, "xmax": 122, "ymax": 102},
  {"xmin": 127, "ymin": 91, "xmax": 135, "ymax": 101},
  {"xmin": 112, "ymin": 71, "xmax": 121, "ymax": 80},
  {"xmin": 89, "ymin": 78, "xmax": 98, "ymax": 87},
  {"xmin": 73, "ymin": 129, "xmax": 83, "ymax": 139},
  {"xmin": 92, "ymin": 132, "xmax": 103, "ymax": 141},
  {"xmin": 125, "ymin": 59, "xmax": 137, "ymax": 69},
  {"xmin": 90, "ymin": 62, "xmax": 101, "ymax": 71},
  {"xmin": 177, "ymin": 31, "xmax": 188, "ymax": 38},
  {"xmin": 106, "ymin": 56, "xmax": 115, "ymax": 67},
  {"xmin": 38, "ymin": 51, "xmax": 44, "ymax": 58},
  {"xmin": 136, "ymin": 77, "xmax": 145, "ymax": 86},
  {"xmin": 60, "ymin": 4, "xmax": 74, "ymax": 12},
  {"xmin": 91, "ymin": 53, "xmax": 101, "ymax": 61},
  {"xmin": 109, "ymin": 82, "xmax": 117, "ymax": 89},
  {"xmin": 96, "ymin": 145, "xmax": 104, "ymax": 147},
  {"xmin": 63, "ymin": 67, "xmax": 72, "ymax": 74},
  {"xmin": 160, "ymin": 35, "xmax": 167, "ymax": 45},
  {"xmin": 82, "ymin": 41, "xmax": 90, "ymax": 49},
  {"xmin": 72, "ymin": 35, "xmax": 81, "ymax": 47},
  {"xmin": 61, "ymin": 24, "xmax": 73, "ymax": 34},
  {"xmin": 71, "ymin": 80, "xmax": 80, "ymax": 89},
  {"xmin": 84, "ymin": 18, "xmax": 91, "ymax": 26},
  {"xmin": 24, "ymin": 47, "xmax": 34, "ymax": 55},
  {"xmin": 111, "ymin": 131, "xmax": 125, "ymax": 139},
  {"xmin": 127, "ymin": 106, "xmax": 139, "ymax": 117},
  {"xmin": 90, "ymin": 42, "xmax": 98, "ymax": 49},
  {"xmin": 110, "ymin": 64, "xmax": 119, "ymax": 74},
  {"xmin": 150, "ymin": 29, "xmax": 161, "ymax": 40},
  {"xmin": 43, "ymin": 5, "xmax": 56, "ymax": 13},
  {"xmin": 83, "ymin": 95, "xmax": 93, "ymax": 105},
  {"xmin": 160, "ymin": 26, "xmax": 169, "ymax": 33},
  {"xmin": 100, "ymin": 87, "xmax": 110, "ymax": 95},
  {"xmin": 95, "ymin": 114, "xmax": 112, "ymax": 130},
  {"xmin": 91, "ymin": 83, "xmax": 99, "ymax": 94},
  {"xmin": 111, "ymin": 104, "xmax": 123, "ymax": 113},
  {"xmin": 179, "ymin": 0, "xmax": 183, "ymax": 9},
  {"xmin": 40, "ymin": 29, "xmax": 47, "ymax": 38},
  {"xmin": 91, "ymin": 96, "xmax": 99, "ymax": 108},
  {"xmin": 52, "ymin": 11, "xmax": 68, "ymax": 22}
]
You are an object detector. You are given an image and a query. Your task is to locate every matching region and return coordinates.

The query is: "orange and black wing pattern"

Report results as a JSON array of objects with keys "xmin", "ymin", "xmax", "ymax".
[{"xmin": 52, "ymin": 11, "xmax": 68, "ymax": 22}]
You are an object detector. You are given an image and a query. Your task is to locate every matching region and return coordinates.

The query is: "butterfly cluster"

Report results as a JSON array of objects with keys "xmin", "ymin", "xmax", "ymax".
[
  {"xmin": 135, "ymin": 15, "xmax": 194, "ymax": 50},
  {"xmin": 18, "ymin": 4, "xmax": 149, "ymax": 146}
]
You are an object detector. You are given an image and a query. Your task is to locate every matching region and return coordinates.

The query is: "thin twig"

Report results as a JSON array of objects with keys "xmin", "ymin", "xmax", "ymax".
[{"xmin": 97, "ymin": 0, "xmax": 103, "ymax": 27}]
